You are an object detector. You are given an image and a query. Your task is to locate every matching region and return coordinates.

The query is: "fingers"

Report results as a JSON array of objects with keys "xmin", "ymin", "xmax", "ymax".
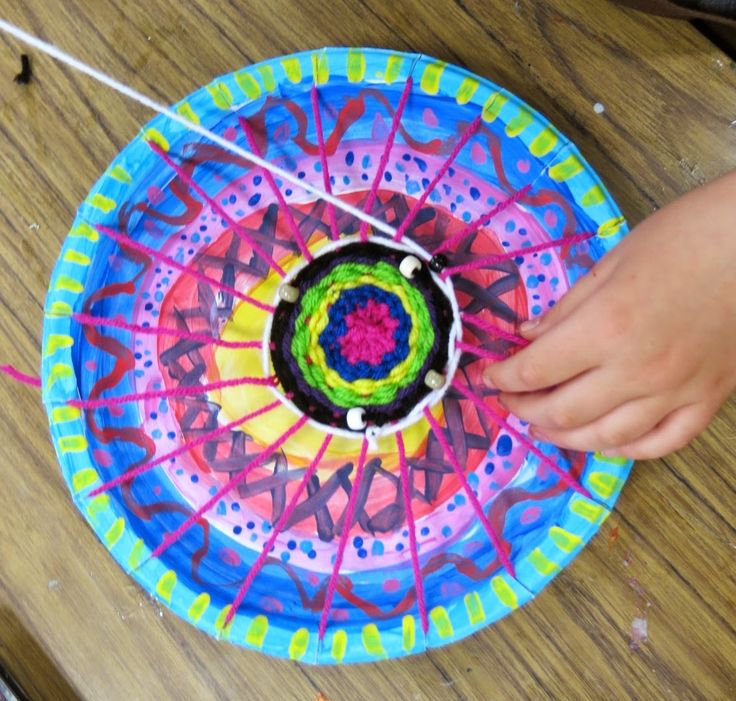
[
  {"xmin": 605, "ymin": 402, "xmax": 713, "ymax": 460},
  {"xmin": 529, "ymin": 396, "xmax": 673, "ymax": 453},
  {"xmin": 484, "ymin": 308, "xmax": 598, "ymax": 393},
  {"xmin": 499, "ymin": 367, "xmax": 642, "ymax": 431}
]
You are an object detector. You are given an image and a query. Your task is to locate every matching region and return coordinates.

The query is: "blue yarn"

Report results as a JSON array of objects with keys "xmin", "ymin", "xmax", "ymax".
[{"xmin": 319, "ymin": 285, "xmax": 412, "ymax": 381}]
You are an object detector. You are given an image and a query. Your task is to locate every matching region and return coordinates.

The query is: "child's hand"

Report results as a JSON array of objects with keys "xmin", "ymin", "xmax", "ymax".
[{"xmin": 484, "ymin": 170, "xmax": 736, "ymax": 460}]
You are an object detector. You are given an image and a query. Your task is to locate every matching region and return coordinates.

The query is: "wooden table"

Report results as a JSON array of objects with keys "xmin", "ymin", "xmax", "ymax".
[{"xmin": 0, "ymin": 1, "xmax": 734, "ymax": 699}]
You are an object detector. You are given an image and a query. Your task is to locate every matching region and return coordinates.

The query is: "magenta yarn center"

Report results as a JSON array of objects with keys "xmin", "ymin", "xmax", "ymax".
[{"xmin": 338, "ymin": 299, "xmax": 400, "ymax": 366}]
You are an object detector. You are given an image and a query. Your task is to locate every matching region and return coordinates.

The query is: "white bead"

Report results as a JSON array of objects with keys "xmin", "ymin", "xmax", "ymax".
[
  {"xmin": 399, "ymin": 255, "xmax": 422, "ymax": 279},
  {"xmin": 278, "ymin": 284, "xmax": 299, "ymax": 303},
  {"xmin": 346, "ymin": 407, "xmax": 367, "ymax": 431},
  {"xmin": 424, "ymin": 370, "xmax": 445, "ymax": 390}
]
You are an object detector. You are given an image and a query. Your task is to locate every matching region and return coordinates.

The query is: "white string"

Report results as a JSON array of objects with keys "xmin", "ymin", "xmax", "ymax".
[{"xmin": 0, "ymin": 19, "xmax": 398, "ymax": 237}]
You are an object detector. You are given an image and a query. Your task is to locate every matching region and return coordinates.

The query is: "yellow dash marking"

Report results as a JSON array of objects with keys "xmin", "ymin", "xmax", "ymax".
[
  {"xmin": 246, "ymin": 615, "xmax": 269, "ymax": 648},
  {"xmin": 128, "ymin": 538, "xmax": 145, "ymax": 570},
  {"xmin": 384, "ymin": 54, "xmax": 403, "ymax": 84},
  {"xmin": 482, "ymin": 92, "xmax": 508, "ymax": 122},
  {"xmin": 45, "ymin": 334, "xmax": 74, "ymax": 357},
  {"xmin": 176, "ymin": 101, "xmax": 201, "ymax": 125},
  {"xmin": 550, "ymin": 154, "xmax": 584, "ymax": 181},
  {"xmin": 54, "ymin": 276, "xmax": 84, "ymax": 294},
  {"xmin": 71, "ymin": 467, "xmax": 98, "ymax": 493},
  {"xmin": 464, "ymin": 591, "xmax": 486, "ymax": 625},
  {"xmin": 257, "ymin": 65, "xmax": 276, "ymax": 92},
  {"xmin": 581, "ymin": 184, "xmax": 605, "ymax": 207},
  {"xmin": 549, "ymin": 526, "xmax": 583, "ymax": 552},
  {"xmin": 85, "ymin": 494, "xmax": 110, "ymax": 524},
  {"xmin": 311, "ymin": 53, "xmax": 329, "ymax": 85},
  {"xmin": 361, "ymin": 623, "xmax": 386, "ymax": 657},
  {"xmin": 104, "ymin": 517, "xmax": 125, "ymax": 548},
  {"xmin": 597, "ymin": 216, "xmax": 626, "ymax": 238},
  {"xmin": 430, "ymin": 606, "xmax": 454, "ymax": 638},
  {"xmin": 156, "ymin": 570, "xmax": 177, "ymax": 604},
  {"xmin": 215, "ymin": 605, "xmax": 234, "ymax": 636},
  {"xmin": 281, "ymin": 57, "xmax": 303, "ymax": 83},
  {"xmin": 235, "ymin": 70, "xmax": 262, "ymax": 99},
  {"xmin": 402, "ymin": 614, "xmax": 416, "ymax": 652},
  {"xmin": 86, "ymin": 194, "xmax": 116, "ymax": 213},
  {"xmin": 59, "ymin": 435, "xmax": 88, "ymax": 454},
  {"xmin": 109, "ymin": 165, "xmax": 132, "ymax": 184},
  {"xmin": 188, "ymin": 593, "xmax": 210, "ymax": 622},
  {"xmin": 52, "ymin": 405, "xmax": 81, "ymax": 424},
  {"xmin": 594, "ymin": 451, "xmax": 629, "ymax": 466},
  {"xmin": 570, "ymin": 498, "xmax": 606, "ymax": 523},
  {"xmin": 48, "ymin": 301, "xmax": 73, "ymax": 317},
  {"xmin": 420, "ymin": 61, "xmax": 446, "ymax": 94},
  {"xmin": 456, "ymin": 76, "xmax": 479, "ymax": 104},
  {"xmin": 331, "ymin": 629, "xmax": 347, "ymax": 662},
  {"xmin": 144, "ymin": 128, "xmax": 170, "ymax": 151},
  {"xmin": 63, "ymin": 250, "xmax": 90, "ymax": 266},
  {"xmin": 288, "ymin": 627, "xmax": 309, "ymax": 660},
  {"xmin": 206, "ymin": 81, "xmax": 234, "ymax": 109},
  {"xmin": 529, "ymin": 548, "xmax": 561, "ymax": 575},
  {"xmin": 505, "ymin": 107, "xmax": 534, "ymax": 137},
  {"xmin": 529, "ymin": 126, "xmax": 559, "ymax": 157},
  {"xmin": 47, "ymin": 363, "xmax": 74, "ymax": 390},
  {"xmin": 491, "ymin": 575, "xmax": 518, "ymax": 609},
  {"xmin": 589, "ymin": 471, "xmax": 623, "ymax": 499},
  {"xmin": 346, "ymin": 49, "xmax": 366, "ymax": 82},
  {"xmin": 69, "ymin": 223, "xmax": 98, "ymax": 242}
]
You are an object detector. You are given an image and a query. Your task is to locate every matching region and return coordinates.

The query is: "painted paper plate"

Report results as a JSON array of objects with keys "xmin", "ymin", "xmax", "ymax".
[{"xmin": 42, "ymin": 48, "xmax": 632, "ymax": 664}]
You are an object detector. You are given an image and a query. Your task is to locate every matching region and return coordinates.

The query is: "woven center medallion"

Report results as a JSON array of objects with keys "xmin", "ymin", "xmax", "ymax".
[{"xmin": 270, "ymin": 239, "xmax": 459, "ymax": 432}]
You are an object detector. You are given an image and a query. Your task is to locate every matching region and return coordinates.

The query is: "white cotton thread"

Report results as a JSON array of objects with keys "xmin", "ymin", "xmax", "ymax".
[{"xmin": 0, "ymin": 19, "xmax": 399, "ymax": 237}]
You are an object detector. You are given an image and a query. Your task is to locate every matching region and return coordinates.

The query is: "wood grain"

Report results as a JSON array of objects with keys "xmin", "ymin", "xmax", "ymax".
[{"xmin": 0, "ymin": 1, "xmax": 734, "ymax": 699}]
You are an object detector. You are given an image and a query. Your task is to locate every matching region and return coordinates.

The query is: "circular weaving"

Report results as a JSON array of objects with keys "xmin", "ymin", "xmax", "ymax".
[
  {"xmin": 270, "ymin": 240, "xmax": 456, "ymax": 429},
  {"xmin": 43, "ymin": 48, "xmax": 634, "ymax": 664}
]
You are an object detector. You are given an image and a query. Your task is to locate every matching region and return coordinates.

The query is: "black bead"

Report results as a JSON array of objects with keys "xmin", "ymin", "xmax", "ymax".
[{"xmin": 428, "ymin": 254, "xmax": 448, "ymax": 273}]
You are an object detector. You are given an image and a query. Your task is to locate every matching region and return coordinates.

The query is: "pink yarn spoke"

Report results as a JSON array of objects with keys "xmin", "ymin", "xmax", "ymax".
[
  {"xmin": 461, "ymin": 313, "xmax": 529, "ymax": 347},
  {"xmin": 452, "ymin": 380, "xmax": 591, "ymax": 498},
  {"xmin": 396, "ymin": 432, "xmax": 428, "ymax": 635},
  {"xmin": 310, "ymin": 85, "xmax": 339, "ymax": 240},
  {"xmin": 456, "ymin": 341, "xmax": 506, "ymax": 362},
  {"xmin": 0, "ymin": 364, "xmax": 40, "ymax": 388},
  {"xmin": 97, "ymin": 225, "xmax": 274, "ymax": 314},
  {"xmin": 224, "ymin": 433, "xmax": 333, "ymax": 627},
  {"xmin": 433, "ymin": 184, "xmax": 532, "ymax": 256},
  {"xmin": 359, "ymin": 77, "xmax": 413, "ymax": 241},
  {"xmin": 147, "ymin": 142, "xmax": 286, "ymax": 277},
  {"xmin": 70, "ymin": 374, "xmax": 276, "ymax": 409},
  {"xmin": 442, "ymin": 230, "xmax": 595, "ymax": 279},
  {"xmin": 73, "ymin": 312, "xmax": 262, "ymax": 350},
  {"xmin": 394, "ymin": 115, "xmax": 482, "ymax": 243},
  {"xmin": 423, "ymin": 407, "xmax": 515, "ymax": 577},
  {"xmin": 318, "ymin": 437, "xmax": 369, "ymax": 641},
  {"xmin": 239, "ymin": 117, "xmax": 313, "ymax": 261},
  {"xmin": 89, "ymin": 400, "xmax": 280, "ymax": 496},
  {"xmin": 150, "ymin": 414, "xmax": 309, "ymax": 562}
]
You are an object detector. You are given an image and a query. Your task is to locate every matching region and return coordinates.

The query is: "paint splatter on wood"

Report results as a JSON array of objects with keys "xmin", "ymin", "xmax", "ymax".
[
  {"xmin": 608, "ymin": 526, "xmax": 619, "ymax": 547},
  {"xmin": 630, "ymin": 616, "xmax": 648, "ymax": 651}
]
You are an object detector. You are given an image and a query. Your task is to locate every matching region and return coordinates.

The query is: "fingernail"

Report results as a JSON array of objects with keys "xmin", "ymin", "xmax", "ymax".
[
  {"xmin": 529, "ymin": 426, "xmax": 547, "ymax": 442},
  {"xmin": 520, "ymin": 317, "xmax": 540, "ymax": 334},
  {"xmin": 482, "ymin": 367, "xmax": 494, "ymax": 386}
]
